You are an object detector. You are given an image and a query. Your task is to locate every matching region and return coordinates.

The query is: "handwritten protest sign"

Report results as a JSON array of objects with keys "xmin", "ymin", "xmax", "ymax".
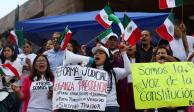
[
  {"xmin": 53, "ymin": 65, "xmax": 108, "ymax": 111},
  {"xmin": 132, "ymin": 62, "xmax": 194, "ymax": 109}
]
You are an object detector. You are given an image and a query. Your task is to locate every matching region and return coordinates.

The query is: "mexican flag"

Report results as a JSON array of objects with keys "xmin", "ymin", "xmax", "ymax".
[
  {"xmin": 96, "ymin": 28, "xmax": 117, "ymax": 44},
  {"xmin": 58, "ymin": 26, "xmax": 72, "ymax": 50},
  {"xmin": 108, "ymin": 14, "xmax": 124, "ymax": 40},
  {"xmin": 8, "ymin": 30, "xmax": 25, "ymax": 48},
  {"xmin": 0, "ymin": 63, "xmax": 21, "ymax": 80},
  {"xmin": 122, "ymin": 14, "xmax": 141, "ymax": 46},
  {"xmin": 156, "ymin": 13, "xmax": 174, "ymax": 42},
  {"xmin": 159, "ymin": 0, "xmax": 183, "ymax": 9},
  {"xmin": 95, "ymin": 5, "xmax": 113, "ymax": 29}
]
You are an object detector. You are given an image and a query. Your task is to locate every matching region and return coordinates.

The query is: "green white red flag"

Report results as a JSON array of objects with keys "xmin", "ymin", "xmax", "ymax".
[
  {"xmin": 58, "ymin": 26, "xmax": 72, "ymax": 50},
  {"xmin": 0, "ymin": 63, "xmax": 21, "ymax": 80},
  {"xmin": 122, "ymin": 14, "xmax": 141, "ymax": 46},
  {"xmin": 156, "ymin": 13, "xmax": 174, "ymax": 42},
  {"xmin": 159, "ymin": 0, "xmax": 183, "ymax": 9},
  {"xmin": 96, "ymin": 28, "xmax": 118, "ymax": 44},
  {"xmin": 95, "ymin": 5, "xmax": 113, "ymax": 29}
]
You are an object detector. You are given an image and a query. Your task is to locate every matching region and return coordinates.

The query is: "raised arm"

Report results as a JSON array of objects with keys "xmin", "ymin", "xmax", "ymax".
[
  {"xmin": 113, "ymin": 43, "xmax": 132, "ymax": 80},
  {"xmin": 63, "ymin": 49, "xmax": 93, "ymax": 66}
]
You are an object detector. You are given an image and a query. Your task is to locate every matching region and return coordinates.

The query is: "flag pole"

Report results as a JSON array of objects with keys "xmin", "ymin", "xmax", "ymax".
[
  {"xmin": 85, "ymin": 37, "xmax": 97, "ymax": 46},
  {"xmin": 85, "ymin": 28, "xmax": 110, "ymax": 46},
  {"xmin": 156, "ymin": 38, "xmax": 162, "ymax": 48},
  {"xmin": 180, "ymin": 0, "xmax": 189, "ymax": 56},
  {"xmin": 14, "ymin": 5, "xmax": 19, "ymax": 30},
  {"xmin": 181, "ymin": 1, "xmax": 184, "ymax": 22}
]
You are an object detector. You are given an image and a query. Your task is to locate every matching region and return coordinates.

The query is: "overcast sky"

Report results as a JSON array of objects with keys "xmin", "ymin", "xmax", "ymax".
[{"xmin": 0, "ymin": 0, "xmax": 28, "ymax": 19}]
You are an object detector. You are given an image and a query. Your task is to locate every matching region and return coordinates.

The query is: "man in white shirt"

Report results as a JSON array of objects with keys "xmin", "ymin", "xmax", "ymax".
[{"xmin": 170, "ymin": 19, "xmax": 194, "ymax": 61}]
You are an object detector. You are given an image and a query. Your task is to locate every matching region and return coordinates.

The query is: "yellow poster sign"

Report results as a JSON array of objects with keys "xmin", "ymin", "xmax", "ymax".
[{"xmin": 132, "ymin": 62, "xmax": 194, "ymax": 109}]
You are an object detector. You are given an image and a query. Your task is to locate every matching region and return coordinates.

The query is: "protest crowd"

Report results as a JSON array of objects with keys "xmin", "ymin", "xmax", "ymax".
[{"xmin": 0, "ymin": 2, "xmax": 194, "ymax": 112}]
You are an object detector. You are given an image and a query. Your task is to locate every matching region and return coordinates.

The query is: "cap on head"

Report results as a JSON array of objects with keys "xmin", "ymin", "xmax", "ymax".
[
  {"xmin": 108, "ymin": 32, "xmax": 118, "ymax": 40},
  {"xmin": 92, "ymin": 45, "xmax": 110, "ymax": 58}
]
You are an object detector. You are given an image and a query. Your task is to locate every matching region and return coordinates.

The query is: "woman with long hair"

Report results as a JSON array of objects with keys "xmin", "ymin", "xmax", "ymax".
[
  {"xmin": 12, "ymin": 54, "xmax": 54, "ymax": 112},
  {"xmin": 90, "ymin": 43, "xmax": 131, "ymax": 112},
  {"xmin": 0, "ymin": 45, "xmax": 22, "ymax": 112}
]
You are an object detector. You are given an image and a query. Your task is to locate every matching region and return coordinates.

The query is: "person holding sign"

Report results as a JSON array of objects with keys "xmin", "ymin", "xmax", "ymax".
[
  {"xmin": 90, "ymin": 43, "xmax": 131, "ymax": 112},
  {"xmin": 187, "ymin": 52, "xmax": 194, "ymax": 63},
  {"xmin": 151, "ymin": 46, "xmax": 179, "ymax": 63},
  {"xmin": 149, "ymin": 46, "xmax": 186, "ymax": 112},
  {"xmin": 11, "ymin": 54, "xmax": 54, "ymax": 112}
]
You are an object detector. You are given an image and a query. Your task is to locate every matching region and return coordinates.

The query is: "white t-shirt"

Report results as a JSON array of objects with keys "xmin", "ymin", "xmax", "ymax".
[
  {"xmin": 16, "ymin": 53, "xmax": 36, "ymax": 66},
  {"xmin": 170, "ymin": 35, "xmax": 194, "ymax": 61},
  {"xmin": 187, "ymin": 36, "xmax": 194, "ymax": 62},
  {"xmin": 27, "ymin": 77, "xmax": 53, "ymax": 112},
  {"xmin": 187, "ymin": 35, "xmax": 194, "ymax": 50},
  {"xmin": 16, "ymin": 53, "xmax": 36, "ymax": 81},
  {"xmin": 97, "ymin": 52, "xmax": 131, "ymax": 107}
]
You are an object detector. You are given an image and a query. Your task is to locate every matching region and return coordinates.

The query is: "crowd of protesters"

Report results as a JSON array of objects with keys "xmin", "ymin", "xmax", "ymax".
[{"xmin": 0, "ymin": 19, "xmax": 194, "ymax": 112}]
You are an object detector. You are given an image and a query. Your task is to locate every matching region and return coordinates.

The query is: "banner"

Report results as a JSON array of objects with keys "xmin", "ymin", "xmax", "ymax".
[
  {"xmin": 132, "ymin": 62, "xmax": 194, "ymax": 109},
  {"xmin": 53, "ymin": 65, "xmax": 108, "ymax": 111}
]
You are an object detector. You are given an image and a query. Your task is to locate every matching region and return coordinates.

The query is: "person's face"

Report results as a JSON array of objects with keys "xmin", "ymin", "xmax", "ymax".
[
  {"xmin": 3, "ymin": 47, "xmax": 14, "ymax": 59},
  {"xmin": 155, "ymin": 48, "xmax": 168, "ymax": 62},
  {"xmin": 174, "ymin": 25, "xmax": 182, "ymax": 38},
  {"xmin": 52, "ymin": 32, "xmax": 61, "ymax": 50},
  {"xmin": 66, "ymin": 43, "xmax": 73, "ymax": 52},
  {"xmin": 23, "ymin": 43, "xmax": 32, "ymax": 54},
  {"xmin": 35, "ymin": 56, "xmax": 48, "ymax": 74},
  {"xmin": 141, "ymin": 30, "xmax": 151, "ymax": 45},
  {"xmin": 45, "ymin": 40, "xmax": 54, "ymax": 50},
  {"xmin": 94, "ymin": 50, "xmax": 107, "ymax": 66},
  {"xmin": 106, "ymin": 36, "xmax": 119, "ymax": 50}
]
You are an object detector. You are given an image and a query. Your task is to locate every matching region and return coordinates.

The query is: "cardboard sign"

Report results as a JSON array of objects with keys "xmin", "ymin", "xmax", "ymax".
[
  {"xmin": 53, "ymin": 65, "xmax": 108, "ymax": 111},
  {"xmin": 132, "ymin": 62, "xmax": 194, "ymax": 109}
]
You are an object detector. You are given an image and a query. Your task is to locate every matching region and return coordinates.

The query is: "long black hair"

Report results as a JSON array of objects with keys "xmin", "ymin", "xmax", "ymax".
[
  {"xmin": 0, "ymin": 45, "xmax": 17, "ymax": 64},
  {"xmin": 29, "ymin": 54, "xmax": 54, "ymax": 81},
  {"xmin": 91, "ymin": 50, "xmax": 116, "ymax": 93}
]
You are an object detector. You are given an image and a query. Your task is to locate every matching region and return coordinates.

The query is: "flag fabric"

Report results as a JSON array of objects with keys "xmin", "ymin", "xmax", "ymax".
[
  {"xmin": 96, "ymin": 28, "xmax": 118, "ymax": 44},
  {"xmin": 156, "ymin": 13, "xmax": 174, "ymax": 42},
  {"xmin": 0, "ymin": 63, "xmax": 21, "ymax": 80},
  {"xmin": 8, "ymin": 30, "xmax": 25, "ymax": 48},
  {"xmin": 95, "ymin": 5, "xmax": 113, "ymax": 29},
  {"xmin": 9, "ymin": 6, "xmax": 25, "ymax": 49},
  {"xmin": 58, "ymin": 26, "xmax": 72, "ymax": 50},
  {"xmin": 108, "ymin": 14, "xmax": 125, "ymax": 40},
  {"xmin": 122, "ymin": 14, "xmax": 141, "ymax": 46},
  {"xmin": 159, "ymin": 0, "xmax": 183, "ymax": 9}
]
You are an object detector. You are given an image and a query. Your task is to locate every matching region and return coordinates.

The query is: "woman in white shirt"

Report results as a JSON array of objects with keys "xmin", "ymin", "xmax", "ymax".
[
  {"xmin": 16, "ymin": 41, "xmax": 36, "ymax": 84},
  {"xmin": 90, "ymin": 43, "xmax": 131, "ymax": 112},
  {"xmin": 0, "ymin": 45, "xmax": 22, "ymax": 112}
]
